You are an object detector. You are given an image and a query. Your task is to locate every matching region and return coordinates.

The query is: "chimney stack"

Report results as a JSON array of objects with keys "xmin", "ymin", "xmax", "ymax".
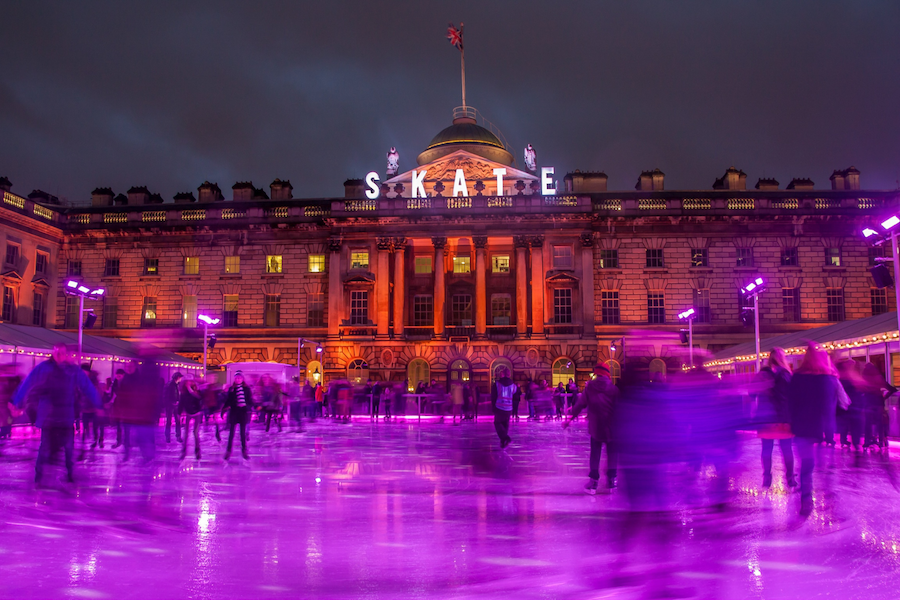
[
  {"xmin": 635, "ymin": 169, "xmax": 664, "ymax": 191},
  {"xmin": 91, "ymin": 187, "xmax": 114, "ymax": 207},
  {"xmin": 786, "ymin": 178, "xmax": 815, "ymax": 191},
  {"xmin": 270, "ymin": 179, "xmax": 293, "ymax": 200},
  {"xmin": 198, "ymin": 182, "xmax": 224, "ymax": 203},
  {"xmin": 713, "ymin": 167, "xmax": 747, "ymax": 190},
  {"xmin": 127, "ymin": 186, "xmax": 150, "ymax": 205},
  {"xmin": 0, "ymin": 177, "xmax": 11, "ymax": 193},
  {"xmin": 232, "ymin": 181, "xmax": 253, "ymax": 201},
  {"xmin": 754, "ymin": 178, "xmax": 779, "ymax": 191},
  {"xmin": 830, "ymin": 166, "xmax": 860, "ymax": 190},
  {"xmin": 564, "ymin": 170, "xmax": 608, "ymax": 192},
  {"xmin": 344, "ymin": 179, "xmax": 365, "ymax": 198}
]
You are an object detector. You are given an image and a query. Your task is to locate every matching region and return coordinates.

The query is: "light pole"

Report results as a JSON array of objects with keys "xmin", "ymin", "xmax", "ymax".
[
  {"xmin": 64, "ymin": 280, "xmax": 105, "ymax": 361},
  {"xmin": 198, "ymin": 314, "xmax": 220, "ymax": 376},
  {"xmin": 740, "ymin": 277, "xmax": 766, "ymax": 372},
  {"xmin": 863, "ymin": 214, "xmax": 900, "ymax": 338},
  {"xmin": 678, "ymin": 307, "xmax": 696, "ymax": 368}
]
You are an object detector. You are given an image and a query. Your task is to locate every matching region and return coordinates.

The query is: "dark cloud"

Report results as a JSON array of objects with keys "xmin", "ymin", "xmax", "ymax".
[{"xmin": 1, "ymin": 1, "xmax": 899, "ymax": 201}]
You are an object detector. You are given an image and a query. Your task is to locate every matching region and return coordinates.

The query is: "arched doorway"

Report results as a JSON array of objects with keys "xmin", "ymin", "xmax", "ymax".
[
  {"xmin": 649, "ymin": 358, "xmax": 667, "ymax": 383},
  {"xmin": 552, "ymin": 357, "xmax": 575, "ymax": 387},
  {"xmin": 449, "ymin": 359, "xmax": 471, "ymax": 384},
  {"xmin": 305, "ymin": 360, "xmax": 323, "ymax": 385},
  {"xmin": 347, "ymin": 358, "xmax": 369, "ymax": 384},
  {"xmin": 407, "ymin": 358, "xmax": 430, "ymax": 392},
  {"xmin": 491, "ymin": 358, "xmax": 513, "ymax": 384},
  {"xmin": 605, "ymin": 359, "xmax": 621, "ymax": 385}
]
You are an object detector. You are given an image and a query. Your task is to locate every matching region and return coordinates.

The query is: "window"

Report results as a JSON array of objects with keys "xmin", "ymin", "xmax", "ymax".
[
  {"xmin": 32, "ymin": 291, "xmax": 44, "ymax": 326},
  {"xmin": 350, "ymin": 251, "xmax": 369, "ymax": 270},
  {"xmin": 552, "ymin": 245, "xmax": 573, "ymax": 269},
  {"xmin": 350, "ymin": 291, "xmax": 368, "ymax": 325},
  {"xmin": 182, "ymin": 295, "xmax": 197, "ymax": 328},
  {"xmin": 347, "ymin": 359, "xmax": 369, "ymax": 384},
  {"xmin": 553, "ymin": 288, "xmax": 573, "ymax": 324},
  {"xmin": 450, "ymin": 359, "xmax": 471, "ymax": 383},
  {"xmin": 736, "ymin": 247, "xmax": 753, "ymax": 267},
  {"xmin": 601, "ymin": 291, "xmax": 620, "ymax": 324},
  {"xmin": 412, "ymin": 295, "xmax": 433, "ymax": 326},
  {"xmin": 414, "ymin": 256, "xmax": 432, "ymax": 274},
  {"xmin": 64, "ymin": 296, "xmax": 79, "ymax": 328},
  {"xmin": 599, "ymin": 249, "xmax": 619, "ymax": 269},
  {"xmin": 649, "ymin": 358, "xmax": 667, "ymax": 383},
  {"xmin": 103, "ymin": 258, "xmax": 120, "ymax": 277},
  {"xmin": 143, "ymin": 258, "xmax": 158, "ymax": 275},
  {"xmin": 492, "ymin": 254, "xmax": 510, "ymax": 273},
  {"xmin": 693, "ymin": 289, "xmax": 711, "ymax": 323},
  {"xmin": 869, "ymin": 247, "xmax": 885, "ymax": 267},
  {"xmin": 184, "ymin": 256, "xmax": 200, "ymax": 275},
  {"xmin": 266, "ymin": 255, "xmax": 283, "ymax": 274},
  {"xmin": 308, "ymin": 254, "xmax": 326, "ymax": 273},
  {"xmin": 451, "ymin": 294, "xmax": 472, "ymax": 326},
  {"xmin": 103, "ymin": 297, "xmax": 118, "ymax": 329},
  {"xmin": 305, "ymin": 360, "xmax": 323, "ymax": 385},
  {"xmin": 225, "ymin": 255, "xmax": 240, "ymax": 274},
  {"xmin": 408, "ymin": 358, "xmax": 430, "ymax": 392},
  {"xmin": 223, "ymin": 294, "xmax": 239, "ymax": 327},
  {"xmin": 825, "ymin": 247, "xmax": 841, "ymax": 267},
  {"xmin": 647, "ymin": 293, "xmax": 665, "ymax": 324},
  {"xmin": 782, "ymin": 288, "xmax": 801, "ymax": 322},
  {"xmin": 307, "ymin": 292, "xmax": 325, "ymax": 327},
  {"xmin": 605, "ymin": 359, "xmax": 621, "ymax": 385},
  {"xmin": 645, "ymin": 249, "xmax": 664, "ymax": 268},
  {"xmin": 827, "ymin": 289, "xmax": 845, "ymax": 322},
  {"xmin": 781, "ymin": 247, "xmax": 799, "ymax": 267},
  {"xmin": 265, "ymin": 294, "xmax": 281, "ymax": 327},
  {"xmin": 452, "ymin": 255, "xmax": 471, "ymax": 274},
  {"xmin": 1, "ymin": 287, "xmax": 14, "ymax": 322},
  {"xmin": 491, "ymin": 294, "xmax": 511, "ymax": 325},
  {"xmin": 141, "ymin": 297, "xmax": 157, "ymax": 327},
  {"xmin": 691, "ymin": 248, "xmax": 708, "ymax": 268},
  {"xmin": 552, "ymin": 357, "xmax": 575, "ymax": 388},
  {"xmin": 35, "ymin": 252, "xmax": 47, "ymax": 274},
  {"xmin": 67, "ymin": 260, "xmax": 82, "ymax": 277},
  {"xmin": 5, "ymin": 244, "xmax": 18, "ymax": 266},
  {"xmin": 871, "ymin": 288, "xmax": 888, "ymax": 316}
]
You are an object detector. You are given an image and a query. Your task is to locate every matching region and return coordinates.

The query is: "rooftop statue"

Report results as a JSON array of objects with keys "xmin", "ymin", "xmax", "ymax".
[
  {"xmin": 386, "ymin": 147, "xmax": 400, "ymax": 177},
  {"xmin": 524, "ymin": 144, "xmax": 537, "ymax": 173}
]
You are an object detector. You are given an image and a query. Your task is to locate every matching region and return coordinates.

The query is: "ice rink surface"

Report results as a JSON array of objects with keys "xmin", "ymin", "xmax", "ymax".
[{"xmin": 1, "ymin": 418, "xmax": 899, "ymax": 599}]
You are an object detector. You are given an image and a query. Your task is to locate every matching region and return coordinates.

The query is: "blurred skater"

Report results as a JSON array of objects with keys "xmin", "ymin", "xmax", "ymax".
[
  {"xmin": 222, "ymin": 371, "xmax": 253, "ymax": 461},
  {"xmin": 565, "ymin": 362, "xmax": 619, "ymax": 493},
  {"xmin": 755, "ymin": 348, "xmax": 797, "ymax": 488},
  {"xmin": 179, "ymin": 378, "xmax": 203, "ymax": 460},
  {"xmin": 163, "ymin": 372, "xmax": 183, "ymax": 444}
]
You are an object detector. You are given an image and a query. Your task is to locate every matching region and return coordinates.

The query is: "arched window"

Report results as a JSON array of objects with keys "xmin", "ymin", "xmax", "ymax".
[
  {"xmin": 408, "ymin": 358, "xmax": 430, "ymax": 392},
  {"xmin": 449, "ymin": 359, "xmax": 470, "ymax": 383},
  {"xmin": 305, "ymin": 360, "xmax": 323, "ymax": 385},
  {"xmin": 491, "ymin": 358, "xmax": 513, "ymax": 384},
  {"xmin": 649, "ymin": 358, "xmax": 667, "ymax": 383},
  {"xmin": 347, "ymin": 359, "xmax": 369, "ymax": 384},
  {"xmin": 605, "ymin": 359, "xmax": 621, "ymax": 385},
  {"xmin": 552, "ymin": 357, "xmax": 575, "ymax": 387}
]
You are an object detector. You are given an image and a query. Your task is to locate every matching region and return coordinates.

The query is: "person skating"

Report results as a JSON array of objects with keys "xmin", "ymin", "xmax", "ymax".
[
  {"xmin": 565, "ymin": 363, "xmax": 619, "ymax": 493},
  {"xmin": 179, "ymin": 378, "xmax": 203, "ymax": 460},
  {"xmin": 754, "ymin": 348, "xmax": 797, "ymax": 488},
  {"xmin": 491, "ymin": 367, "xmax": 516, "ymax": 449},
  {"xmin": 163, "ymin": 372, "xmax": 183, "ymax": 444},
  {"xmin": 12, "ymin": 343, "xmax": 100, "ymax": 484},
  {"xmin": 222, "ymin": 371, "xmax": 254, "ymax": 461}
]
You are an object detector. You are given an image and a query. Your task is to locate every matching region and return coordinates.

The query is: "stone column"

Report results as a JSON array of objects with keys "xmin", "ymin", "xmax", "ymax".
[
  {"xmin": 327, "ymin": 238, "xmax": 343, "ymax": 339},
  {"xmin": 433, "ymin": 237, "xmax": 447, "ymax": 337},
  {"xmin": 580, "ymin": 234, "xmax": 595, "ymax": 338},
  {"xmin": 473, "ymin": 235, "xmax": 488, "ymax": 338},
  {"xmin": 376, "ymin": 238, "xmax": 392, "ymax": 338},
  {"xmin": 530, "ymin": 236, "xmax": 545, "ymax": 337},
  {"xmin": 393, "ymin": 237, "xmax": 406, "ymax": 337},
  {"xmin": 514, "ymin": 235, "xmax": 529, "ymax": 336}
]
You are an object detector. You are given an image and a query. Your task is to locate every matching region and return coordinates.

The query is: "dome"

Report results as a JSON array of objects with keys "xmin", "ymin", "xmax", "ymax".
[
  {"xmin": 426, "ymin": 122, "xmax": 505, "ymax": 151},
  {"xmin": 416, "ymin": 113, "xmax": 514, "ymax": 167}
]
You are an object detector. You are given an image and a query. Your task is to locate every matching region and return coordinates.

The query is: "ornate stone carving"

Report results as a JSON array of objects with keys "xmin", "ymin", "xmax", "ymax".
[
  {"xmin": 431, "ymin": 236, "xmax": 447, "ymax": 250},
  {"xmin": 513, "ymin": 235, "xmax": 530, "ymax": 249},
  {"xmin": 472, "ymin": 235, "xmax": 488, "ymax": 249},
  {"xmin": 327, "ymin": 238, "xmax": 342, "ymax": 253},
  {"xmin": 386, "ymin": 147, "xmax": 400, "ymax": 177},
  {"xmin": 393, "ymin": 183, "xmax": 405, "ymax": 197},
  {"xmin": 514, "ymin": 180, "xmax": 526, "ymax": 195},
  {"xmin": 432, "ymin": 181, "xmax": 445, "ymax": 197},
  {"xmin": 427, "ymin": 157, "xmax": 496, "ymax": 181},
  {"xmin": 580, "ymin": 233, "xmax": 594, "ymax": 248},
  {"xmin": 529, "ymin": 235, "xmax": 544, "ymax": 248},
  {"xmin": 529, "ymin": 180, "xmax": 541, "ymax": 195},
  {"xmin": 377, "ymin": 237, "xmax": 393, "ymax": 251},
  {"xmin": 473, "ymin": 180, "xmax": 485, "ymax": 196},
  {"xmin": 392, "ymin": 237, "xmax": 407, "ymax": 251}
]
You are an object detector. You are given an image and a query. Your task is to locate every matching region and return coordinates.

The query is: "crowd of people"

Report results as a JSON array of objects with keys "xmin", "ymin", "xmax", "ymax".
[{"xmin": 0, "ymin": 341, "xmax": 895, "ymax": 518}]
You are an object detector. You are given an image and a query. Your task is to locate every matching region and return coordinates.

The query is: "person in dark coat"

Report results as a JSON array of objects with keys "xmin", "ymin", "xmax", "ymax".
[
  {"xmin": 491, "ymin": 367, "xmax": 516, "ymax": 448},
  {"xmin": 163, "ymin": 372, "xmax": 183, "ymax": 444},
  {"xmin": 179, "ymin": 378, "xmax": 203, "ymax": 460},
  {"xmin": 565, "ymin": 363, "xmax": 620, "ymax": 492},
  {"xmin": 222, "ymin": 371, "xmax": 254, "ymax": 460},
  {"xmin": 788, "ymin": 343, "xmax": 845, "ymax": 517},
  {"xmin": 13, "ymin": 343, "xmax": 100, "ymax": 484},
  {"xmin": 116, "ymin": 358, "xmax": 162, "ymax": 462},
  {"xmin": 755, "ymin": 347, "xmax": 796, "ymax": 488}
]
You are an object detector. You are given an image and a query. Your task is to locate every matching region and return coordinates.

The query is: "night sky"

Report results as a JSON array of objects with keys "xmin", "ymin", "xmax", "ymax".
[{"xmin": 1, "ymin": 1, "xmax": 898, "ymax": 202}]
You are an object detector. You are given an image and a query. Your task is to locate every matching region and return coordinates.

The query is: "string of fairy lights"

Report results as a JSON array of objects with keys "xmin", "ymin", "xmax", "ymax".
[{"xmin": 704, "ymin": 331, "xmax": 900, "ymax": 369}]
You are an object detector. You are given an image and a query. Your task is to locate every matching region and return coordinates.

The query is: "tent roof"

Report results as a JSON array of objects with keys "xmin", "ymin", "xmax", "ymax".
[
  {"xmin": 0, "ymin": 323, "xmax": 199, "ymax": 367},
  {"xmin": 708, "ymin": 312, "xmax": 899, "ymax": 364}
]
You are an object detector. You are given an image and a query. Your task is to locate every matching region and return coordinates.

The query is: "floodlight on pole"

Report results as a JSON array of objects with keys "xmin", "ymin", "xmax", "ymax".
[
  {"xmin": 863, "ymin": 228, "xmax": 879, "ymax": 238},
  {"xmin": 861, "ymin": 215, "xmax": 900, "ymax": 356},
  {"xmin": 740, "ymin": 276, "xmax": 765, "ymax": 372},
  {"xmin": 678, "ymin": 307, "xmax": 697, "ymax": 368},
  {"xmin": 63, "ymin": 279, "xmax": 105, "ymax": 361},
  {"xmin": 197, "ymin": 314, "xmax": 220, "ymax": 375},
  {"xmin": 882, "ymin": 215, "xmax": 900, "ymax": 231}
]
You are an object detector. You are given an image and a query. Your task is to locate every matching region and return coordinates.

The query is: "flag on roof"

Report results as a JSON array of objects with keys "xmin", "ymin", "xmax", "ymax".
[{"xmin": 447, "ymin": 23, "xmax": 464, "ymax": 51}]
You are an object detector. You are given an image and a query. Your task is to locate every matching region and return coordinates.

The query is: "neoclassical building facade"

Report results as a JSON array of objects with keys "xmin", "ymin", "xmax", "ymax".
[{"xmin": 0, "ymin": 113, "xmax": 897, "ymax": 390}]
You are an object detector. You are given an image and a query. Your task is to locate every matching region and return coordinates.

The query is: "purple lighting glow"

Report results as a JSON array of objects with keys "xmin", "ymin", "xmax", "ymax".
[
  {"xmin": 882, "ymin": 215, "xmax": 900, "ymax": 231},
  {"xmin": 198, "ymin": 315, "xmax": 220, "ymax": 325}
]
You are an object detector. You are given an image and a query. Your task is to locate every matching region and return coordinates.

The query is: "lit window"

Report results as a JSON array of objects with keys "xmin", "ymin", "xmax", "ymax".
[
  {"xmin": 453, "ymin": 256, "xmax": 471, "ymax": 274},
  {"xmin": 552, "ymin": 358, "xmax": 575, "ymax": 388},
  {"xmin": 552, "ymin": 246, "xmax": 573, "ymax": 269},
  {"xmin": 691, "ymin": 248, "xmax": 708, "ymax": 268},
  {"xmin": 347, "ymin": 359, "xmax": 369, "ymax": 384},
  {"xmin": 414, "ymin": 256, "xmax": 433, "ymax": 274},
  {"xmin": 491, "ymin": 294, "xmax": 511, "ymax": 325},
  {"xmin": 223, "ymin": 294, "xmax": 239, "ymax": 327},
  {"xmin": 308, "ymin": 254, "xmax": 326, "ymax": 273},
  {"xmin": 351, "ymin": 251, "xmax": 369, "ymax": 270},
  {"xmin": 266, "ymin": 255, "xmax": 283, "ymax": 274},
  {"xmin": 182, "ymin": 295, "xmax": 197, "ymax": 328},
  {"xmin": 413, "ymin": 295, "xmax": 433, "ymax": 326},
  {"xmin": 408, "ymin": 358, "xmax": 430, "ymax": 392},
  {"xmin": 350, "ymin": 291, "xmax": 368, "ymax": 324},
  {"xmin": 144, "ymin": 258, "xmax": 159, "ymax": 275},
  {"xmin": 265, "ymin": 294, "xmax": 281, "ymax": 327},
  {"xmin": 142, "ymin": 297, "xmax": 157, "ymax": 327},
  {"xmin": 184, "ymin": 256, "xmax": 200, "ymax": 275},
  {"xmin": 492, "ymin": 255, "xmax": 510, "ymax": 273},
  {"xmin": 225, "ymin": 255, "xmax": 240, "ymax": 274},
  {"xmin": 825, "ymin": 247, "xmax": 841, "ymax": 267}
]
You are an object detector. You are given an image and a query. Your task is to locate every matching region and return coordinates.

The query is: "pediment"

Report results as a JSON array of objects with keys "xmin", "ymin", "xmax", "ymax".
[
  {"xmin": 31, "ymin": 275, "xmax": 51, "ymax": 288},
  {"xmin": 386, "ymin": 149, "xmax": 537, "ymax": 190},
  {"xmin": 546, "ymin": 271, "xmax": 580, "ymax": 285},
  {"xmin": 1, "ymin": 267, "xmax": 23, "ymax": 282},
  {"xmin": 343, "ymin": 271, "xmax": 376, "ymax": 285}
]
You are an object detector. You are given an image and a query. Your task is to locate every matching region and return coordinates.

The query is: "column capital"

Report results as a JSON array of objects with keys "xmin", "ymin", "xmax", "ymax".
[
  {"xmin": 392, "ymin": 237, "xmax": 407, "ymax": 251},
  {"xmin": 377, "ymin": 237, "xmax": 393, "ymax": 251},
  {"xmin": 327, "ymin": 237, "xmax": 342, "ymax": 253},
  {"xmin": 580, "ymin": 233, "xmax": 595, "ymax": 248},
  {"xmin": 529, "ymin": 235, "xmax": 545, "ymax": 248},
  {"xmin": 513, "ymin": 235, "xmax": 530, "ymax": 249},
  {"xmin": 432, "ymin": 236, "xmax": 447, "ymax": 250},
  {"xmin": 472, "ymin": 235, "xmax": 488, "ymax": 249}
]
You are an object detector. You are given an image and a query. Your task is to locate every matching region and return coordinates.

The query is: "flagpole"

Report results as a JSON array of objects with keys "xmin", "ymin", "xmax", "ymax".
[{"xmin": 460, "ymin": 23, "xmax": 466, "ymax": 109}]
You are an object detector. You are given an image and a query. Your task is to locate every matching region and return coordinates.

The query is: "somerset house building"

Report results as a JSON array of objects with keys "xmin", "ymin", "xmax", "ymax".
[{"xmin": 0, "ymin": 106, "xmax": 897, "ymax": 390}]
